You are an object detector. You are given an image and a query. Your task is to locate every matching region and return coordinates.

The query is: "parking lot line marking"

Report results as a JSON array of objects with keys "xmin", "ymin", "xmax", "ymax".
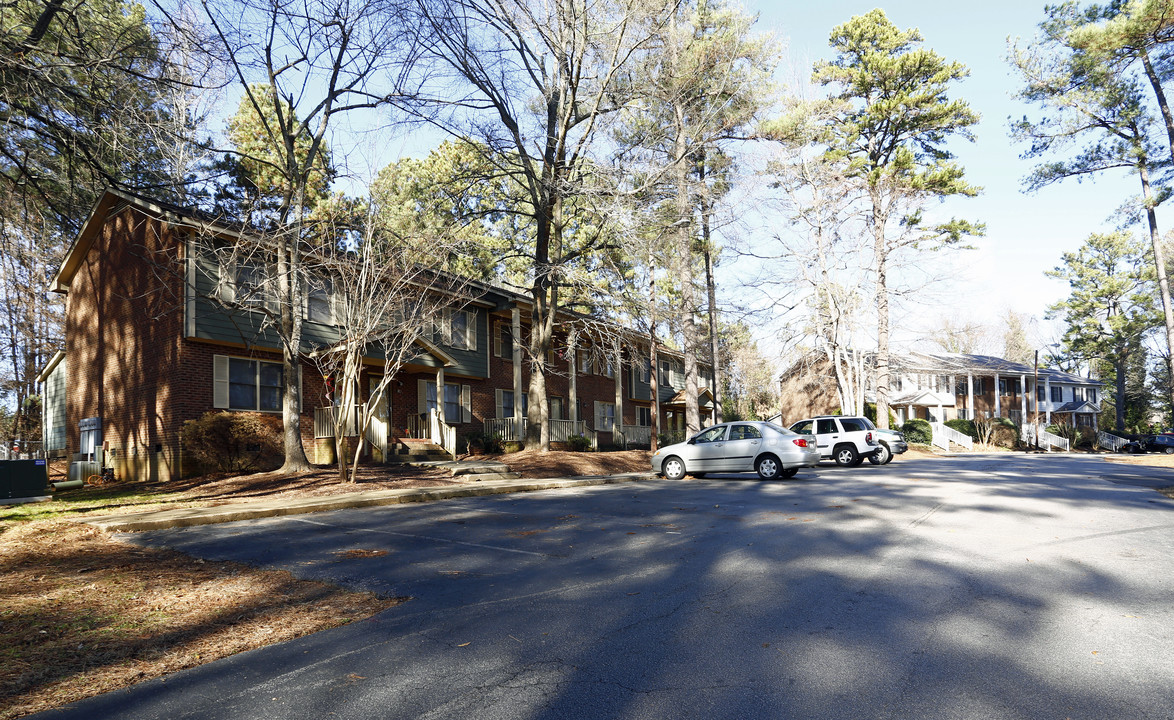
[{"xmin": 289, "ymin": 517, "xmax": 552, "ymax": 557}]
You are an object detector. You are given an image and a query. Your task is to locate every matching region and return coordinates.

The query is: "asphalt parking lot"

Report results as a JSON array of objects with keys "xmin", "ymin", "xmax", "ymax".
[{"xmin": 41, "ymin": 454, "xmax": 1174, "ymax": 719}]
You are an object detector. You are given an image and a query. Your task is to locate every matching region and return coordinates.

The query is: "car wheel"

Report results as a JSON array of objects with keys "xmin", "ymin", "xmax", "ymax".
[
  {"xmin": 1166, "ymin": 447, "xmax": 1174, "ymax": 455},
  {"xmin": 834, "ymin": 445, "xmax": 858, "ymax": 467},
  {"xmin": 780, "ymin": 467, "xmax": 799, "ymax": 479},
  {"xmin": 756, "ymin": 454, "xmax": 781, "ymax": 480},
  {"xmin": 868, "ymin": 443, "xmax": 892, "ymax": 465},
  {"xmin": 663, "ymin": 456, "xmax": 686, "ymax": 480}
]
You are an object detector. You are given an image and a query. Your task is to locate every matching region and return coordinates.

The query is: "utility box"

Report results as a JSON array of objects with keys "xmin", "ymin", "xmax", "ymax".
[{"xmin": 0, "ymin": 459, "xmax": 50, "ymax": 503}]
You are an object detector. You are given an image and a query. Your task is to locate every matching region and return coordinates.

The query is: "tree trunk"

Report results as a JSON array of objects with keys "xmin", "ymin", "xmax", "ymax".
[
  {"xmin": 1134, "ymin": 95, "xmax": 1174, "ymax": 418},
  {"xmin": 871, "ymin": 189, "xmax": 891, "ymax": 430}
]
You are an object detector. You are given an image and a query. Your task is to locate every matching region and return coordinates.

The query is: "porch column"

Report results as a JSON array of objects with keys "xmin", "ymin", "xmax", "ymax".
[
  {"xmin": 435, "ymin": 367, "xmax": 445, "ymax": 444},
  {"xmin": 568, "ymin": 335, "xmax": 578, "ymax": 425},
  {"xmin": 614, "ymin": 342, "xmax": 624, "ymax": 446},
  {"xmin": 907, "ymin": 404, "xmax": 914, "ymax": 422},
  {"xmin": 967, "ymin": 373, "xmax": 974, "ymax": 421},
  {"xmin": 1044, "ymin": 378, "xmax": 1052, "ymax": 425},
  {"xmin": 512, "ymin": 306, "xmax": 522, "ymax": 432},
  {"xmin": 994, "ymin": 372, "xmax": 1001, "ymax": 418},
  {"xmin": 1020, "ymin": 373, "xmax": 1027, "ymax": 424}
]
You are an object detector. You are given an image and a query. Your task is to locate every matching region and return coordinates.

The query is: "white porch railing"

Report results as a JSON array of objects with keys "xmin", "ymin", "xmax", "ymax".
[
  {"xmin": 484, "ymin": 418, "xmax": 597, "ymax": 449},
  {"xmin": 314, "ymin": 404, "xmax": 359, "ymax": 438},
  {"xmin": 1096, "ymin": 431, "xmax": 1128, "ymax": 452},
  {"xmin": 930, "ymin": 422, "xmax": 974, "ymax": 451},
  {"xmin": 623, "ymin": 425, "xmax": 652, "ymax": 447},
  {"xmin": 1022, "ymin": 424, "xmax": 1071, "ymax": 452}
]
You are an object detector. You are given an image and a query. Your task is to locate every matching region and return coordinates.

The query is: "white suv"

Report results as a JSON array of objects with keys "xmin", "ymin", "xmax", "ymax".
[{"xmin": 788, "ymin": 416, "xmax": 879, "ymax": 467}]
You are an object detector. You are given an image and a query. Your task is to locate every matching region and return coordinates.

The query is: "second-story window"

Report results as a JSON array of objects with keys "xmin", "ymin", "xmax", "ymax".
[
  {"xmin": 235, "ymin": 261, "xmax": 272, "ymax": 308},
  {"xmin": 306, "ymin": 275, "xmax": 334, "ymax": 323}
]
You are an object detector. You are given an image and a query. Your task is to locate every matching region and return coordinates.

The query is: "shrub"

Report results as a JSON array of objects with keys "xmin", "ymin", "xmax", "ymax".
[
  {"xmin": 502, "ymin": 441, "xmax": 524, "ymax": 454},
  {"xmin": 181, "ymin": 411, "xmax": 282, "ymax": 474},
  {"xmin": 566, "ymin": 434, "xmax": 593, "ymax": 452},
  {"xmin": 865, "ymin": 403, "xmax": 898, "ymax": 429},
  {"xmin": 462, "ymin": 432, "xmax": 503, "ymax": 454},
  {"xmin": 944, "ymin": 418, "xmax": 977, "ymax": 440},
  {"xmin": 900, "ymin": 418, "xmax": 932, "ymax": 444}
]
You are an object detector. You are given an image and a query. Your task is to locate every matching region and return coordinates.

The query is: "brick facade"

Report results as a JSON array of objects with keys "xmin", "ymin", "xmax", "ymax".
[{"xmin": 52, "ymin": 192, "xmax": 684, "ymax": 482}]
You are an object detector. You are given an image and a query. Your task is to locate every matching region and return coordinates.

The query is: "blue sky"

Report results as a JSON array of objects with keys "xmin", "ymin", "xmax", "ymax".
[{"xmin": 748, "ymin": 1, "xmax": 1153, "ymax": 349}]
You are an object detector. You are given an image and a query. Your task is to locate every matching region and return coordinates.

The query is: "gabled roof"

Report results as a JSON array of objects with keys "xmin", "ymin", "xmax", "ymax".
[
  {"xmin": 896, "ymin": 351, "xmax": 1100, "ymax": 387},
  {"xmin": 1053, "ymin": 400, "xmax": 1098, "ymax": 414},
  {"xmin": 890, "ymin": 389, "xmax": 954, "ymax": 407}
]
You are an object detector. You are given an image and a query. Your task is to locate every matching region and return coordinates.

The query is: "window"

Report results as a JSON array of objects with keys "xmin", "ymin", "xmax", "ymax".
[
  {"xmin": 603, "ymin": 357, "xmax": 615, "ymax": 378},
  {"xmin": 694, "ymin": 425, "xmax": 727, "ymax": 443},
  {"xmin": 636, "ymin": 406, "xmax": 651, "ymax": 427},
  {"xmin": 1036, "ymin": 384, "xmax": 1046, "ymax": 401},
  {"xmin": 839, "ymin": 417, "xmax": 874, "ymax": 432},
  {"xmin": 791, "ymin": 419, "xmax": 813, "ymax": 434},
  {"xmin": 817, "ymin": 419, "xmax": 838, "ymax": 434},
  {"xmin": 426, "ymin": 382, "xmax": 466, "ymax": 423},
  {"xmin": 549, "ymin": 396, "xmax": 564, "ymax": 421},
  {"xmin": 215, "ymin": 357, "xmax": 283, "ymax": 412},
  {"xmin": 499, "ymin": 390, "xmax": 528, "ymax": 419},
  {"xmin": 580, "ymin": 349, "xmax": 593, "ymax": 375},
  {"xmin": 1051, "ymin": 385, "xmax": 1063, "ymax": 402},
  {"xmin": 659, "ymin": 359, "xmax": 671, "ymax": 386},
  {"xmin": 728, "ymin": 424, "xmax": 762, "ymax": 441},
  {"xmin": 447, "ymin": 310, "xmax": 475, "ymax": 350},
  {"xmin": 1073, "ymin": 387, "xmax": 1085, "ymax": 402},
  {"xmin": 234, "ymin": 261, "xmax": 272, "ymax": 307},
  {"xmin": 595, "ymin": 401, "xmax": 616, "ymax": 431},
  {"xmin": 306, "ymin": 275, "xmax": 334, "ymax": 323},
  {"xmin": 494, "ymin": 322, "xmax": 513, "ymax": 358},
  {"xmin": 1089, "ymin": 388, "xmax": 1097, "ymax": 403},
  {"xmin": 634, "ymin": 358, "xmax": 650, "ymax": 384}
]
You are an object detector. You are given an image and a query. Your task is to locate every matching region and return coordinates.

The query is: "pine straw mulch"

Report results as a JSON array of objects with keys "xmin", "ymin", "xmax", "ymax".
[{"xmin": 0, "ymin": 520, "xmax": 403, "ymax": 720}]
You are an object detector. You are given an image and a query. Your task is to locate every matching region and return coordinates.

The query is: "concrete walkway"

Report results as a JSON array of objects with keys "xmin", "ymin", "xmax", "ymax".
[{"xmin": 81, "ymin": 473, "xmax": 655, "ymax": 533}]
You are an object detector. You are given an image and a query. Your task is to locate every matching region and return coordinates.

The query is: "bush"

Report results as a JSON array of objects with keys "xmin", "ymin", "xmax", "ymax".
[
  {"xmin": 900, "ymin": 418, "xmax": 932, "ymax": 444},
  {"xmin": 944, "ymin": 418, "xmax": 977, "ymax": 440},
  {"xmin": 502, "ymin": 440, "xmax": 524, "ymax": 453},
  {"xmin": 865, "ymin": 403, "xmax": 898, "ymax": 429},
  {"xmin": 181, "ymin": 411, "xmax": 282, "ymax": 474},
  {"xmin": 566, "ymin": 434, "xmax": 593, "ymax": 452},
  {"xmin": 462, "ymin": 432, "xmax": 503, "ymax": 454}
]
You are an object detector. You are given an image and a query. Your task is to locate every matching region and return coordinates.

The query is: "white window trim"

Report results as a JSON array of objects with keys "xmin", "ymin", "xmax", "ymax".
[{"xmin": 213, "ymin": 354, "xmax": 285, "ymax": 413}]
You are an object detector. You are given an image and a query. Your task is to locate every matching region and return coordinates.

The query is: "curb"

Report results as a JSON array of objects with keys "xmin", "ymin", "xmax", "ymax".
[{"xmin": 81, "ymin": 473, "xmax": 655, "ymax": 533}]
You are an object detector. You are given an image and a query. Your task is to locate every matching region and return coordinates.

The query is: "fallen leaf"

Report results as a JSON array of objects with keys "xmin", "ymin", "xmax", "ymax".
[{"xmin": 457, "ymin": 642, "xmax": 471, "ymax": 647}]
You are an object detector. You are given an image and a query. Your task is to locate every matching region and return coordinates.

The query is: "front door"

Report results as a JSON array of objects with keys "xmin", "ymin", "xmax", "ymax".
[{"xmin": 368, "ymin": 376, "xmax": 389, "ymax": 461}]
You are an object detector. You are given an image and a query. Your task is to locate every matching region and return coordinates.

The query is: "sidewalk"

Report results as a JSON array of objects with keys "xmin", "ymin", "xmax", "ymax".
[{"xmin": 82, "ymin": 473, "xmax": 655, "ymax": 533}]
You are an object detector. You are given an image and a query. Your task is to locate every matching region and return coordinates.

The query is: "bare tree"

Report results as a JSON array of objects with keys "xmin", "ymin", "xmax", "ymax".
[
  {"xmin": 403, "ymin": 0, "xmax": 673, "ymax": 450},
  {"xmin": 303, "ymin": 203, "xmax": 466, "ymax": 483},
  {"xmin": 166, "ymin": 0, "xmax": 416, "ymax": 473}
]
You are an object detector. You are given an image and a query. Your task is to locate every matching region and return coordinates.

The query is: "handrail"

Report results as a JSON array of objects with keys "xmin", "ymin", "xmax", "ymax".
[
  {"xmin": 930, "ymin": 422, "xmax": 974, "ymax": 451},
  {"xmin": 1096, "ymin": 430, "xmax": 1127, "ymax": 452},
  {"xmin": 1022, "ymin": 424, "xmax": 1071, "ymax": 452}
]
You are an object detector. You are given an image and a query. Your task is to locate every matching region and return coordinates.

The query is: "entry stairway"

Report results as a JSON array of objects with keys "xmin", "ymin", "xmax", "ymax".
[{"xmin": 387, "ymin": 438, "xmax": 521, "ymax": 482}]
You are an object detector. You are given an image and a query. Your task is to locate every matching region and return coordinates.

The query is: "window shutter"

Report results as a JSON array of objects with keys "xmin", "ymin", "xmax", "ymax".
[
  {"xmin": 213, "ymin": 355, "xmax": 229, "ymax": 408},
  {"xmin": 495, "ymin": 388, "xmax": 504, "ymax": 419},
  {"xmin": 417, "ymin": 379, "xmax": 427, "ymax": 413},
  {"xmin": 494, "ymin": 321, "xmax": 503, "ymax": 357},
  {"xmin": 219, "ymin": 260, "xmax": 235, "ymax": 302},
  {"xmin": 594, "ymin": 401, "xmax": 602, "ymax": 429},
  {"xmin": 298, "ymin": 366, "xmax": 303, "ymax": 413},
  {"xmin": 466, "ymin": 312, "xmax": 477, "ymax": 351},
  {"xmin": 462, "ymin": 385, "xmax": 471, "ymax": 423},
  {"xmin": 441, "ymin": 309, "xmax": 453, "ymax": 345}
]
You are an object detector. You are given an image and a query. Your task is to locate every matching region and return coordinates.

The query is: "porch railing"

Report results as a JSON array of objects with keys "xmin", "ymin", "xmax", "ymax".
[
  {"xmin": 622, "ymin": 425, "xmax": 652, "ymax": 447},
  {"xmin": 930, "ymin": 422, "xmax": 974, "ymax": 451},
  {"xmin": 1022, "ymin": 424, "xmax": 1071, "ymax": 452},
  {"xmin": 484, "ymin": 418, "xmax": 597, "ymax": 449},
  {"xmin": 1096, "ymin": 430, "xmax": 1128, "ymax": 452},
  {"xmin": 314, "ymin": 405, "xmax": 359, "ymax": 439}
]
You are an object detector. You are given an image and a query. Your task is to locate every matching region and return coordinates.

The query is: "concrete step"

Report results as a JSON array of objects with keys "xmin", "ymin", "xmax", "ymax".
[{"xmin": 449, "ymin": 463, "xmax": 513, "ymax": 476}]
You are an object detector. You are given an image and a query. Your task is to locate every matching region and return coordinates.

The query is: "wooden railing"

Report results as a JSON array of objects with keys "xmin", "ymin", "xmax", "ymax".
[
  {"xmin": 314, "ymin": 405, "xmax": 359, "ymax": 438},
  {"xmin": 930, "ymin": 422, "xmax": 974, "ymax": 451}
]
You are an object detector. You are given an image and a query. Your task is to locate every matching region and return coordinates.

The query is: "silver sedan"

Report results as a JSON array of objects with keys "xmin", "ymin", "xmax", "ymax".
[{"xmin": 651, "ymin": 421, "xmax": 820, "ymax": 480}]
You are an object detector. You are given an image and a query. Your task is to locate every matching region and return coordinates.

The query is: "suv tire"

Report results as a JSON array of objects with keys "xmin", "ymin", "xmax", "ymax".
[{"xmin": 834, "ymin": 445, "xmax": 858, "ymax": 467}]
